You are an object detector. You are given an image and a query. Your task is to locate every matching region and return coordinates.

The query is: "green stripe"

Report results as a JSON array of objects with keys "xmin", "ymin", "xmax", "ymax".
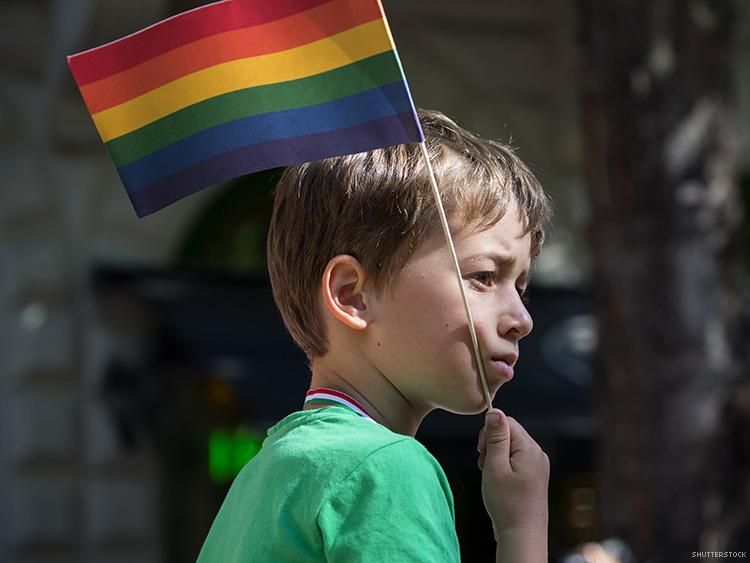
[
  {"xmin": 106, "ymin": 51, "xmax": 403, "ymax": 167},
  {"xmin": 304, "ymin": 399, "xmax": 352, "ymax": 410}
]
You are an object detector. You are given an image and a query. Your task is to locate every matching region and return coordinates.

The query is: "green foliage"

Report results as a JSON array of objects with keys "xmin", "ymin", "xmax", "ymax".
[{"xmin": 209, "ymin": 426, "xmax": 264, "ymax": 483}]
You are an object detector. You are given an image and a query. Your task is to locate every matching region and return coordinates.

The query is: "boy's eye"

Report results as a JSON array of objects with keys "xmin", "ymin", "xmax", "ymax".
[{"xmin": 470, "ymin": 271, "xmax": 496, "ymax": 287}]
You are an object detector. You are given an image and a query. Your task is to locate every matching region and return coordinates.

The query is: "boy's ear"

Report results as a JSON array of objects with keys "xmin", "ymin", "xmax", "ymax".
[{"xmin": 321, "ymin": 255, "xmax": 372, "ymax": 331}]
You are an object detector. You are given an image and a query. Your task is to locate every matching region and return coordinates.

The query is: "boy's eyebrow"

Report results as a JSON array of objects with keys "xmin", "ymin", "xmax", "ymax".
[{"xmin": 463, "ymin": 252, "xmax": 532, "ymax": 285}]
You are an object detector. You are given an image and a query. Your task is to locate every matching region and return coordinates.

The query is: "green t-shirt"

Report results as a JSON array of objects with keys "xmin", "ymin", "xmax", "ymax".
[{"xmin": 197, "ymin": 406, "xmax": 461, "ymax": 562}]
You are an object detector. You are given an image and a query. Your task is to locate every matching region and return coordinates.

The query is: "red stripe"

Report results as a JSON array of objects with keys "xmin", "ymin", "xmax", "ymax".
[
  {"xmin": 68, "ymin": 0, "xmax": 332, "ymax": 87},
  {"xmin": 305, "ymin": 388, "xmax": 369, "ymax": 414},
  {"xmin": 79, "ymin": 0, "xmax": 382, "ymax": 114}
]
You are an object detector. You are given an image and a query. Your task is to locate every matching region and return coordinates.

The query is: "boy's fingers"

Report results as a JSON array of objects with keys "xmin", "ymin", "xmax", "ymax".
[
  {"xmin": 477, "ymin": 426, "xmax": 486, "ymax": 454},
  {"xmin": 479, "ymin": 410, "xmax": 539, "ymax": 472},
  {"xmin": 506, "ymin": 416, "xmax": 535, "ymax": 455},
  {"xmin": 482, "ymin": 408, "xmax": 511, "ymax": 471}
]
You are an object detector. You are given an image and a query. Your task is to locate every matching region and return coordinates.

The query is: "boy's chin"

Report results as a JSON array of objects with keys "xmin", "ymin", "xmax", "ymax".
[{"xmin": 442, "ymin": 392, "xmax": 496, "ymax": 415}]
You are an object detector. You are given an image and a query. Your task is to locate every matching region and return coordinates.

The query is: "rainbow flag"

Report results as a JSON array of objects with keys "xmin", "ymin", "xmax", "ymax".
[{"xmin": 67, "ymin": 0, "xmax": 423, "ymax": 217}]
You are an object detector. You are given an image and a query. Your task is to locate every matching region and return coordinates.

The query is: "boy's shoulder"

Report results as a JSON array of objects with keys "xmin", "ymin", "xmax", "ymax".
[
  {"xmin": 199, "ymin": 408, "xmax": 460, "ymax": 563},
  {"xmin": 259, "ymin": 407, "xmax": 441, "ymax": 480}
]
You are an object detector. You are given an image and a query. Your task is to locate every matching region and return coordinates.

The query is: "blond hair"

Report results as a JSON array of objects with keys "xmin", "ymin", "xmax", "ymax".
[{"xmin": 267, "ymin": 109, "xmax": 552, "ymax": 360}]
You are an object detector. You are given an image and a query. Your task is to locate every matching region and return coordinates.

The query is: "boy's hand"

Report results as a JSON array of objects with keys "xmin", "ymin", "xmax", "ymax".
[{"xmin": 477, "ymin": 408, "xmax": 550, "ymax": 540}]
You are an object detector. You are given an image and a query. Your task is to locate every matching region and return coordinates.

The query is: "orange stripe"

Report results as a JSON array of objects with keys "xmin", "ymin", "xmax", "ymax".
[{"xmin": 80, "ymin": 0, "xmax": 382, "ymax": 114}]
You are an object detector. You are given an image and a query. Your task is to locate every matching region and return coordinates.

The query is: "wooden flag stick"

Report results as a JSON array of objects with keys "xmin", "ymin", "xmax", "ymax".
[{"xmin": 418, "ymin": 141, "xmax": 492, "ymax": 410}]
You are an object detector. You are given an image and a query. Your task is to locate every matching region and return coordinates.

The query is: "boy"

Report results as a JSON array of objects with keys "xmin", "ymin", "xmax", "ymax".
[{"xmin": 198, "ymin": 109, "xmax": 552, "ymax": 562}]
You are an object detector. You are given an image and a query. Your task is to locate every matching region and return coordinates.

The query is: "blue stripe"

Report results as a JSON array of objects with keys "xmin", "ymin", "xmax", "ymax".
[
  {"xmin": 128, "ymin": 112, "xmax": 422, "ymax": 217},
  {"xmin": 118, "ymin": 81, "xmax": 413, "ymax": 193}
]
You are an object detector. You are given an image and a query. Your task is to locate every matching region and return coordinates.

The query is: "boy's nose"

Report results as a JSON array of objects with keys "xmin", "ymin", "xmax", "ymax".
[{"xmin": 498, "ymin": 300, "xmax": 533, "ymax": 341}]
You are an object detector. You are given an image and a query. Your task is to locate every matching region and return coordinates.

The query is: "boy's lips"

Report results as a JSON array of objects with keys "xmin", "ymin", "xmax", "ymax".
[{"xmin": 489, "ymin": 354, "xmax": 517, "ymax": 380}]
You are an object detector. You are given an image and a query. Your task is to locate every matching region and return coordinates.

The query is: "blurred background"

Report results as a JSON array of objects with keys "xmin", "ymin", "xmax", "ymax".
[{"xmin": 1, "ymin": 0, "xmax": 748, "ymax": 562}]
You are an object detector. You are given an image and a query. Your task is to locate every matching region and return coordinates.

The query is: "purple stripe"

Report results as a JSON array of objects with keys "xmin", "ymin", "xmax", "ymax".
[{"xmin": 129, "ymin": 112, "xmax": 422, "ymax": 217}]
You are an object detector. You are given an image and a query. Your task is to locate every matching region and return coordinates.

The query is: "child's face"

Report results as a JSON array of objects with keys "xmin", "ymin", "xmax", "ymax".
[{"xmin": 368, "ymin": 201, "xmax": 533, "ymax": 414}]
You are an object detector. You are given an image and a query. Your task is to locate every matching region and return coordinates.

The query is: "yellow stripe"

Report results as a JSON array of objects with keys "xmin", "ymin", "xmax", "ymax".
[{"xmin": 93, "ymin": 20, "xmax": 393, "ymax": 142}]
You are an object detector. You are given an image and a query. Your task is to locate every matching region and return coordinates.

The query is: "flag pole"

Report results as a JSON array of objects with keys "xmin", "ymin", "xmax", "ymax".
[{"xmin": 418, "ymin": 141, "xmax": 492, "ymax": 411}]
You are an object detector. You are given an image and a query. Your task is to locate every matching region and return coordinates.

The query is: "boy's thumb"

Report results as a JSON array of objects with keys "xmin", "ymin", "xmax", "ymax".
[{"xmin": 484, "ymin": 408, "xmax": 511, "ymax": 463}]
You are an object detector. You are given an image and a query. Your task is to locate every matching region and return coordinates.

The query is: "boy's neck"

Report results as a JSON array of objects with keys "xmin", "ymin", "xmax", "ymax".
[{"xmin": 307, "ymin": 359, "xmax": 429, "ymax": 437}]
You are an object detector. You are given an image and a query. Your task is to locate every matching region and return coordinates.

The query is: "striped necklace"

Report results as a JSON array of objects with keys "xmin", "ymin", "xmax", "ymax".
[{"xmin": 304, "ymin": 387, "xmax": 374, "ymax": 421}]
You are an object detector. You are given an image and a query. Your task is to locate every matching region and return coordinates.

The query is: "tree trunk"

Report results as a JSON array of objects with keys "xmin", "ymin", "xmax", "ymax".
[{"xmin": 576, "ymin": 1, "xmax": 747, "ymax": 561}]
